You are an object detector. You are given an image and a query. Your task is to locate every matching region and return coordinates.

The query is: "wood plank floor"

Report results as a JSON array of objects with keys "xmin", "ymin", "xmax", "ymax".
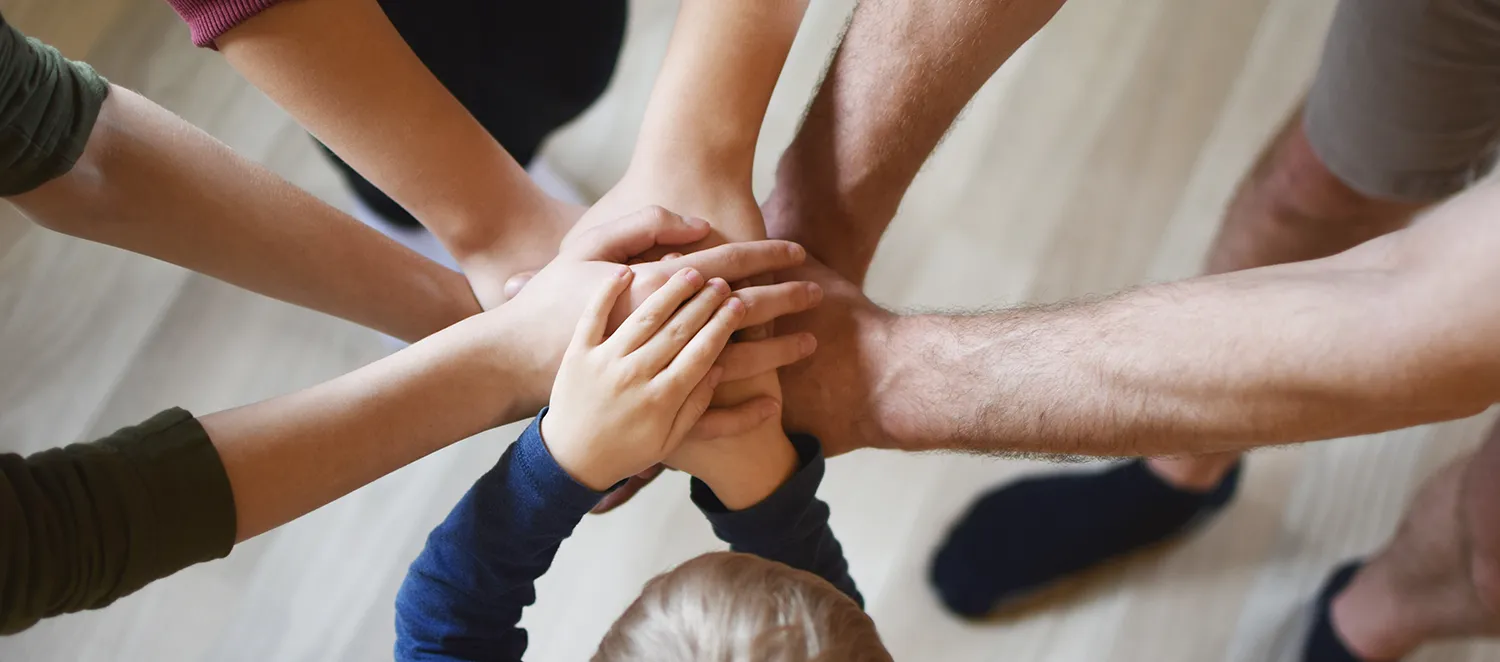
[{"xmin": 2, "ymin": 0, "xmax": 1498, "ymax": 660}]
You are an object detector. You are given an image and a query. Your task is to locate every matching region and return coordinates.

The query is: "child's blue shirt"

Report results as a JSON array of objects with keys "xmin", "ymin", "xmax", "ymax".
[{"xmin": 393, "ymin": 410, "xmax": 859, "ymax": 661}]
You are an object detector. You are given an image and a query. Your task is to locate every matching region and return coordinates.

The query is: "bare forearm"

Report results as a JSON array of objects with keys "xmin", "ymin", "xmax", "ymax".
[
  {"xmin": 767, "ymin": 0, "xmax": 1065, "ymax": 273},
  {"xmin": 631, "ymin": 0, "xmax": 808, "ymax": 188},
  {"xmin": 9, "ymin": 86, "xmax": 479, "ymax": 342},
  {"xmin": 894, "ymin": 232, "xmax": 1499, "ymax": 457},
  {"xmin": 215, "ymin": 0, "xmax": 546, "ymax": 260},
  {"xmin": 202, "ymin": 313, "xmax": 531, "ymax": 541}
]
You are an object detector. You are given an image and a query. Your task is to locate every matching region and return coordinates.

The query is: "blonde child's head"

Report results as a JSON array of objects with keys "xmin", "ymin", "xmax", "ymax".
[{"xmin": 593, "ymin": 551, "xmax": 892, "ymax": 662}]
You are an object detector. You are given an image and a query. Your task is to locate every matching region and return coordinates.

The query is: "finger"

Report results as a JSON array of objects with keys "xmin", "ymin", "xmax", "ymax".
[
  {"xmin": 685, "ymin": 396, "xmax": 782, "ymax": 443},
  {"xmin": 715, "ymin": 333, "xmax": 817, "ymax": 381},
  {"xmin": 566, "ymin": 206, "xmax": 712, "ymax": 262},
  {"xmin": 662, "ymin": 252, "xmax": 683, "ymax": 260},
  {"xmin": 657, "ymin": 297, "xmax": 744, "ymax": 394},
  {"xmin": 666, "ymin": 366, "xmax": 724, "ymax": 449},
  {"xmin": 732, "ymin": 281, "xmax": 822, "ymax": 329},
  {"xmin": 573, "ymin": 267, "xmax": 634, "ymax": 348},
  {"xmin": 608, "ymin": 267, "xmax": 706, "ymax": 353},
  {"xmin": 588, "ymin": 465, "xmax": 666, "ymax": 515},
  {"xmin": 660, "ymin": 240, "xmax": 806, "ymax": 285},
  {"xmin": 633, "ymin": 278, "xmax": 731, "ymax": 374}
]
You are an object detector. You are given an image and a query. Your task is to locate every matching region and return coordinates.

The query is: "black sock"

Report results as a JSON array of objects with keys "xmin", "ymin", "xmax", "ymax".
[
  {"xmin": 929, "ymin": 459, "xmax": 1241, "ymax": 618},
  {"xmin": 1303, "ymin": 561, "xmax": 1374, "ymax": 662}
]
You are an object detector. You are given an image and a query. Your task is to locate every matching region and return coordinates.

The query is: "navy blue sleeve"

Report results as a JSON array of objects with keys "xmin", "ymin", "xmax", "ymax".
[
  {"xmin": 394, "ymin": 410, "xmax": 607, "ymax": 662},
  {"xmin": 689, "ymin": 434, "xmax": 862, "ymax": 607}
]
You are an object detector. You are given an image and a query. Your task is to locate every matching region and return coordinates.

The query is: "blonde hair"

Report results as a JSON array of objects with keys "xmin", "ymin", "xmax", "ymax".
[{"xmin": 593, "ymin": 552, "xmax": 892, "ymax": 662}]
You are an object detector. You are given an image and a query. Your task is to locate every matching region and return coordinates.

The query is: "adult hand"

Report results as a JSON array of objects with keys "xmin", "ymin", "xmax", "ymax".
[
  {"xmin": 774, "ymin": 258, "xmax": 911, "ymax": 457},
  {"xmin": 502, "ymin": 206, "xmax": 822, "ymax": 415}
]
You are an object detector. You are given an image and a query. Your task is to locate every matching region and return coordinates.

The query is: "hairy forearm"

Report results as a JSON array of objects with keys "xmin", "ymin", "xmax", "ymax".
[
  {"xmin": 893, "ymin": 226, "xmax": 1500, "ymax": 457},
  {"xmin": 203, "ymin": 312, "xmax": 532, "ymax": 541},
  {"xmin": 9, "ymin": 86, "xmax": 479, "ymax": 342},
  {"xmin": 766, "ymin": 0, "xmax": 1065, "ymax": 273},
  {"xmin": 214, "ymin": 0, "xmax": 546, "ymax": 260}
]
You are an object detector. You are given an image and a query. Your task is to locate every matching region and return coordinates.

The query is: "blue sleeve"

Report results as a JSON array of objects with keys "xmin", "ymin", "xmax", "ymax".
[
  {"xmin": 689, "ymin": 434, "xmax": 863, "ymax": 607},
  {"xmin": 394, "ymin": 410, "xmax": 607, "ymax": 662}
]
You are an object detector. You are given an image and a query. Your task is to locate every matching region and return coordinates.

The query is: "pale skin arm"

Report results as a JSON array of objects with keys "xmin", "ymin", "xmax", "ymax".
[
  {"xmin": 8, "ymin": 85, "xmax": 480, "ymax": 343},
  {"xmin": 765, "ymin": 0, "xmax": 1067, "ymax": 281},
  {"xmin": 566, "ymin": 1, "xmax": 811, "ymax": 509},
  {"xmin": 885, "ymin": 181, "xmax": 1500, "ymax": 457},
  {"xmin": 215, "ymin": 0, "xmax": 574, "ymax": 308}
]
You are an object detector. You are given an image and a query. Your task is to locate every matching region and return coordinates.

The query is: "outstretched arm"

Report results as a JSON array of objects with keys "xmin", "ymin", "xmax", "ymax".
[
  {"xmin": 765, "ymin": 0, "xmax": 1067, "ymax": 282},
  {"xmin": 11, "ymin": 84, "xmax": 480, "ymax": 343},
  {"xmin": 213, "ymin": 0, "xmax": 575, "ymax": 307},
  {"xmin": 568, "ymin": 0, "xmax": 809, "ymax": 244},
  {"xmin": 886, "ymin": 181, "xmax": 1500, "ymax": 457}
]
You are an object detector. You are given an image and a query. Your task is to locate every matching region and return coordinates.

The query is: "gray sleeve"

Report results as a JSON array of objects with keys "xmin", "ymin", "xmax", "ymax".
[{"xmin": 0, "ymin": 13, "xmax": 110, "ymax": 196}]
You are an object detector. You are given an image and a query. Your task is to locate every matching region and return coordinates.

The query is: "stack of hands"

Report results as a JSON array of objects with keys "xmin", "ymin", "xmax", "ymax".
[{"xmin": 490, "ymin": 204, "xmax": 822, "ymax": 511}]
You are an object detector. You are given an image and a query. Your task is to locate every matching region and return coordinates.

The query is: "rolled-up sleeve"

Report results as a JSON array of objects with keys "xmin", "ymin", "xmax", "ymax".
[
  {"xmin": 0, "ymin": 408, "xmax": 237, "ymax": 634},
  {"xmin": 0, "ymin": 14, "xmax": 109, "ymax": 196}
]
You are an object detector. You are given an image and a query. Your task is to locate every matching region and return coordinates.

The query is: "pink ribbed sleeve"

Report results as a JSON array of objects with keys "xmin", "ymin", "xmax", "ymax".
[{"xmin": 163, "ymin": 0, "xmax": 285, "ymax": 48}]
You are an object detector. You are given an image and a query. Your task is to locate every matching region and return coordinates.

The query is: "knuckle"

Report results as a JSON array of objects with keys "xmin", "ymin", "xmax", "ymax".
[{"xmin": 640, "ymin": 205, "xmax": 672, "ymax": 224}]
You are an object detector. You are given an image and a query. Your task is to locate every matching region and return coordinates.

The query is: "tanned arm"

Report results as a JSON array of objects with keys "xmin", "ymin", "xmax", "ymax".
[
  {"xmin": 885, "ymin": 181, "xmax": 1500, "ymax": 457},
  {"xmin": 765, "ymin": 0, "xmax": 1068, "ymax": 282}
]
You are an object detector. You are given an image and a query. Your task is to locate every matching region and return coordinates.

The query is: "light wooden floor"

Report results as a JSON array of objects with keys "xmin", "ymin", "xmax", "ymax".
[{"xmin": 2, "ymin": 1, "xmax": 1498, "ymax": 660}]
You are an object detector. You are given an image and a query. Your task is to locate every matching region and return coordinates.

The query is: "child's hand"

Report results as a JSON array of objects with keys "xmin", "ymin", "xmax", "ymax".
[{"xmin": 541, "ymin": 266, "xmax": 749, "ymax": 491}]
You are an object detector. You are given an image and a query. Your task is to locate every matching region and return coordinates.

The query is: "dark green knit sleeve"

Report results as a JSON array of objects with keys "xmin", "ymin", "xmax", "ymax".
[
  {"xmin": 0, "ymin": 408, "xmax": 237, "ymax": 634},
  {"xmin": 0, "ymin": 12, "xmax": 110, "ymax": 196}
]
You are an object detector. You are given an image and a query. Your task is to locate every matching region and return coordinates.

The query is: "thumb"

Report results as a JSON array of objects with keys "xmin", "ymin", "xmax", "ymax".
[{"xmin": 567, "ymin": 206, "xmax": 711, "ymax": 262}]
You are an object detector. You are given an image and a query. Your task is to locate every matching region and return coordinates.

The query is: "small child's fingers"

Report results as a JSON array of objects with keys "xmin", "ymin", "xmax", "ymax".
[
  {"xmin": 608, "ymin": 267, "xmax": 705, "ymax": 353},
  {"xmin": 658, "ymin": 297, "xmax": 744, "ymax": 394},
  {"xmin": 683, "ymin": 396, "xmax": 782, "ymax": 443},
  {"xmin": 573, "ymin": 267, "xmax": 634, "ymax": 348},
  {"xmin": 666, "ymin": 366, "xmax": 724, "ymax": 449},
  {"xmin": 633, "ymin": 278, "xmax": 730, "ymax": 374},
  {"xmin": 715, "ymin": 333, "xmax": 817, "ymax": 382}
]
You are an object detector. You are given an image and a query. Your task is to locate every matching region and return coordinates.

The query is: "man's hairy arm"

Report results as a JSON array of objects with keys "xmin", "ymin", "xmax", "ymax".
[
  {"xmin": 766, "ymin": 0, "xmax": 1067, "ymax": 280},
  {"xmin": 887, "ymin": 183, "xmax": 1500, "ymax": 457}
]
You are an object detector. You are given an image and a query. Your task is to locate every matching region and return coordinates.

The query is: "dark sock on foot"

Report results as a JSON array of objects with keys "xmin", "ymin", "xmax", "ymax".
[
  {"xmin": 929, "ymin": 459, "xmax": 1241, "ymax": 617},
  {"xmin": 1303, "ymin": 561, "xmax": 1374, "ymax": 662}
]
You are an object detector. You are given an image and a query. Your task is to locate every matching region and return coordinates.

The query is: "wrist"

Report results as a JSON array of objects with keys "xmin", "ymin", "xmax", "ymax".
[
  {"xmin": 697, "ymin": 428, "xmax": 799, "ymax": 510},
  {"xmin": 537, "ymin": 414, "xmax": 619, "ymax": 492},
  {"xmin": 461, "ymin": 311, "xmax": 548, "ymax": 426},
  {"xmin": 437, "ymin": 186, "xmax": 557, "ymax": 266}
]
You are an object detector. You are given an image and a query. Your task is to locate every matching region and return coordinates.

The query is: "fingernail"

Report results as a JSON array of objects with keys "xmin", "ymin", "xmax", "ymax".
[
  {"xmin": 805, "ymin": 283, "xmax": 823, "ymax": 305},
  {"xmin": 682, "ymin": 268, "xmax": 703, "ymax": 287},
  {"xmin": 687, "ymin": 216, "xmax": 708, "ymax": 228},
  {"xmin": 762, "ymin": 399, "xmax": 782, "ymax": 418},
  {"xmin": 799, "ymin": 333, "xmax": 817, "ymax": 355},
  {"xmin": 617, "ymin": 265, "xmax": 633, "ymax": 279},
  {"xmin": 710, "ymin": 278, "xmax": 729, "ymax": 294},
  {"xmin": 724, "ymin": 297, "xmax": 744, "ymax": 314},
  {"xmin": 788, "ymin": 243, "xmax": 806, "ymax": 260}
]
